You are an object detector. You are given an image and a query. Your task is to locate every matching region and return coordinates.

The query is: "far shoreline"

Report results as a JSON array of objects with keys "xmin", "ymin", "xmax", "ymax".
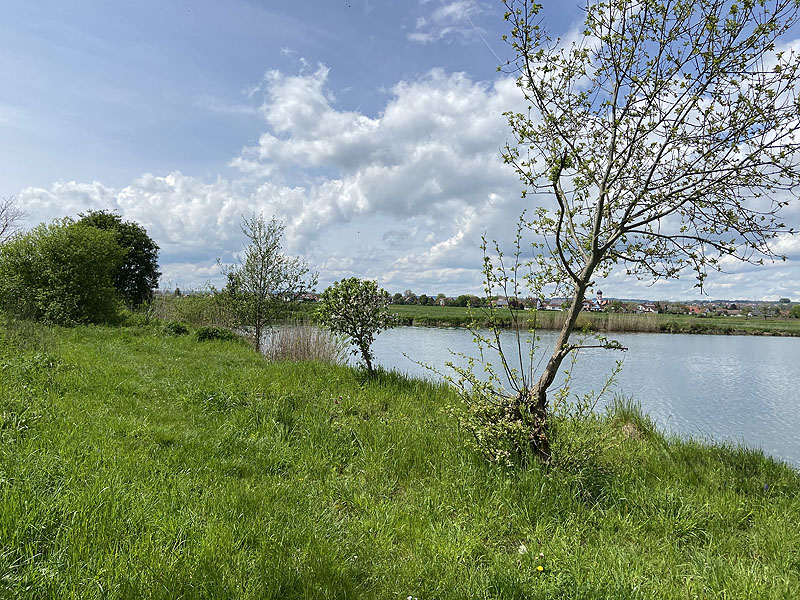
[{"xmin": 381, "ymin": 305, "xmax": 800, "ymax": 338}]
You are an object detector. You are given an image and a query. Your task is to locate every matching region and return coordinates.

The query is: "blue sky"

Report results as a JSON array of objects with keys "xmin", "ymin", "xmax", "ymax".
[{"xmin": 3, "ymin": 0, "xmax": 799, "ymax": 300}]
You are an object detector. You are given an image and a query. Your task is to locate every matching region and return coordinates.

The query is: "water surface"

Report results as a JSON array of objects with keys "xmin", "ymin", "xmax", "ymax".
[{"xmin": 367, "ymin": 326, "xmax": 800, "ymax": 467}]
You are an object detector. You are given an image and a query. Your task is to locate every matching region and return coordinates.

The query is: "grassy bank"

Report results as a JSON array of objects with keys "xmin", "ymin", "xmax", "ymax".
[
  {"xmin": 387, "ymin": 304, "xmax": 800, "ymax": 336},
  {"xmin": 2, "ymin": 321, "xmax": 798, "ymax": 599}
]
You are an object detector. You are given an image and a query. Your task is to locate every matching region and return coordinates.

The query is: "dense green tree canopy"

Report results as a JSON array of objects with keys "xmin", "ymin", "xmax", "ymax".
[
  {"xmin": 78, "ymin": 210, "xmax": 160, "ymax": 307},
  {"xmin": 0, "ymin": 219, "xmax": 125, "ymax": 324}
]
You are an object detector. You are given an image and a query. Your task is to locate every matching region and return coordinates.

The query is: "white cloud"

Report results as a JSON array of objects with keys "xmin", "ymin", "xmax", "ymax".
[
  {"xmin": 17, "ymin": 61, "xmax": 800, "ymax": 299},
  {"xmin": 432, "ymin": 0, "xmax": 479, "ymax": 22},
  {"xmin": 409, "ymin": 0, "xmax": 485, "ymax": 44}
]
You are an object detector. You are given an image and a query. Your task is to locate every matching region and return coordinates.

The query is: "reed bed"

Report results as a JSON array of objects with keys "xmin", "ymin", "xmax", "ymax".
[
  {"xmin": 261, "ymin": 323, "xmax": 347, "ymax": 364},
  {"xmin": 148, "ymin": 291, "xmax": 229, "ymax": 326},
  {"xmin": 388, "ymin": 305, "xmax": 800, "ymax": 335}
]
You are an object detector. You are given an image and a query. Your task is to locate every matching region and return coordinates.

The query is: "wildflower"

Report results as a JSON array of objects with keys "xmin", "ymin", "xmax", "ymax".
[
  {"xmin": 518, "ymin": 544, "xmax": 527, "ymax": 554},
  {"xmin": 537, "ymin": 565, "xmax": 544, "ymax": 572}
]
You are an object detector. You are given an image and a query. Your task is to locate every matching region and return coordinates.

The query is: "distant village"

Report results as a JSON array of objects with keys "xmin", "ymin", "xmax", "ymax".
[
  {"xmin": 167, "ymin": 287, "xmax": 798, "ymax": 318},
  {"xmin": 380, "ymin": 290, "xmax": 798, "ymax": 318}
]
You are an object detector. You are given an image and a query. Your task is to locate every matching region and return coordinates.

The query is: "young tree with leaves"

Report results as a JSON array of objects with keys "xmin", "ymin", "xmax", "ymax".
[
  {"xmin": 220, "ymin": 214, "xmax": 316, "ymax": 353},
  {"xmin": 495, "ymin": 0, "xmax": 800, "ymax": 463},
  {"xmin": 316, "ymin": 278, "xmax": 396, "ymax": 376}
]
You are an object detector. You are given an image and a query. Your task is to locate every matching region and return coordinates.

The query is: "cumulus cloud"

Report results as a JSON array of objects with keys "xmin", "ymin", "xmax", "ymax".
[
  {"xmin": 234, "ymin": 66, "xmax": 524, "ymax": 234},
  {"xmin": 17, "ymin": 59, "xmax": 800, "ymax": 299}
]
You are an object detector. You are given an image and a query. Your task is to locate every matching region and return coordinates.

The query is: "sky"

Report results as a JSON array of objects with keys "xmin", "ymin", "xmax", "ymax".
[{"xmin": 2, "ymin": 0, "xmax": 799, "ymax": 301}]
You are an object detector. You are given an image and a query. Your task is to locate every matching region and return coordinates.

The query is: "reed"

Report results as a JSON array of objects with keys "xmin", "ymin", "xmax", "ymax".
[
  {"xmin": 261, "ymin": 323, "xmax": 347, "ymax": 364},
  {"xmin": 148, "ymin": 291, "xmax": 229, "ymax": 326}
]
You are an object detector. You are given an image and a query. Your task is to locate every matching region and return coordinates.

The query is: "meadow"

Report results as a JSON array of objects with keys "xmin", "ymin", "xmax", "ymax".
[{"xmin": 1, "ymin": 319, "xmax": 799, "ymax": 598}]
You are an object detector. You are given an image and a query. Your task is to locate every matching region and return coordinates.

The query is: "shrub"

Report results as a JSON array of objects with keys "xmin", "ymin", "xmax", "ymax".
[
  {"xmin": 0, "ymin": 219, "xmax": 125, "ymax": 325},
  {"xmin": 163, "ymin": 321, "xmax": 189, "ymax": 336},
  {"xmin": 77, "ymin": 210, "xmax": 160, "ymax": 307},
  {"xmin": 317, "ymin": 277, "xmax": 396, "ymax": 376},
  {"xmin": 195, "ymin": 326, "xmax": 239, "ymax": 342}
]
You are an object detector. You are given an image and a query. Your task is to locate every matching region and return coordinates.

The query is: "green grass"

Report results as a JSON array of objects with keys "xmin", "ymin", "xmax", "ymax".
[{"xmin": 1, "ymin": 321, "xmax": 799, "ymax": 598}]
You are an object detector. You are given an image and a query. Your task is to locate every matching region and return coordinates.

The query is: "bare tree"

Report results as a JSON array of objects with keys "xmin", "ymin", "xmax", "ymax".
[
  {"xmin": 499, "ymin": 0, "xmax": 800, "ymax": 462},
  {"xmin": 0, "ymin": 196, "xmax": 26, "ymax": 243},
  {"xmin": 219, "ymin": 215, "xmax": 317, "ymax": 353}
]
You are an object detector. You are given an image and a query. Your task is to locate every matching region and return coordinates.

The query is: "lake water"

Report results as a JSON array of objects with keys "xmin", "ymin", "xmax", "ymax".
[{"xmin": 367, "ymin": 326, "xmax": 800, "ymax": 467}]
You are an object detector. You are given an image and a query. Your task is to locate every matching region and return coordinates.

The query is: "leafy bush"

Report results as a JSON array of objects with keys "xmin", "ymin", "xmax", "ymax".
[
  {"xmin": 317, "ymin": 277, "xmax": 395, "ymax": 375},
  {"xmin": 195, "ymin": 326, "xmax": 238, "ymax": 342},
  {"xmin": 163, "ymin": 321, "xmax": 189, "ymax": 336},
  {"xmin": 77, "ymin": 210, "xmax": 160, "ymax": 307},
  {"xmin": 446, "ymin": 385, "xmax": 540, "ymax": 468},
  {"xmin": 0, "ymin": 219, "xmax": 126, "ymax": 325}
]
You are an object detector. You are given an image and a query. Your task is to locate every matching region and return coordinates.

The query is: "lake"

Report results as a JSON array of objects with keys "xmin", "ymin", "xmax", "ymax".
[{"xmin": 367, "ymin": 326, "xmax": 800, "ymax": 467}]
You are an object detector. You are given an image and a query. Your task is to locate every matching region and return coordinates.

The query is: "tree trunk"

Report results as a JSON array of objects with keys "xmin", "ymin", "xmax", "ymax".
[
  {"xmin": 526, "ymin": 274, "xmax": 593, "ymax": 464},
  {"xmin": 523, "ymin": 387, "xmax": 551, "ymax": 464},
  {"xmin": 364, "ymin": 352, "xmax": 373, "ymax": 377}
]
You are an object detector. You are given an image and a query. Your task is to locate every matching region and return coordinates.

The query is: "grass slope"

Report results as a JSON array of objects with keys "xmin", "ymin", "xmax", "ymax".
[{"xmin": 1, "ymin": 322, "xmax": 798, "ymax": 599}]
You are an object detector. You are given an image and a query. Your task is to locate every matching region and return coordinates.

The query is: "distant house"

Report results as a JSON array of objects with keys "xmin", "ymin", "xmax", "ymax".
[
  {"xmin": 544, "ymin": 299, "xmax": 565, "ymax": 311},
  {"xmin": 595, "ymin": 291, "xmax": 609, "ymax": 310},
  {"xmin": 583, "ymin": 291, "xmax": 609, "ymax": 312},
  {"xmin": 299, "ymin": 293, "xmax": 319, "ymax": 302},
  {"xmin": 528, "ymin": 297, "xmax": 546, "ymax": 310},
  {"xmin": 636, "ymin": 303, "xmax": 658, "ymax": 314}
]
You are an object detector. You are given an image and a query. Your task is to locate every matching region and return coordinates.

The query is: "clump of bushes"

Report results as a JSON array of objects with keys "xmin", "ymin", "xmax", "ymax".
[
  {"xmin": 0, "ymin": 213, "xmax": 160, "ymax": 326},
  {"xmin": 162, "ymin": 321, "xmax": 189, "ymax": 336},
  {"xmin": 195, "ymin": 326, "xmax": 238, "ymax": 342}
]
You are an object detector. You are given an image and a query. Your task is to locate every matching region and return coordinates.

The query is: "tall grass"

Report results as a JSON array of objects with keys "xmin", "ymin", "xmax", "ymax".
[
  {"xmin": 261, "ymin": 323, "xmax": 347, "ymax": 364},
  {"xmin": 148, "ymin": 291, "xmax": 228, "ymax": 326}
]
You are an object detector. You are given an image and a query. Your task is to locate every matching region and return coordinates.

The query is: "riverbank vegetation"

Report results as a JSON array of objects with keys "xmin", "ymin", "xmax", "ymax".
[
  {"xmin": 147, "ymin": 293, "xmax": 800, "ymax": 336},
  {"xmin": 386, "ymin": 304, "xmax": 800, "ymax": 336},
  {"xmin": 2, "ymin": 319, "xmax": 798, "ymax": 598}
]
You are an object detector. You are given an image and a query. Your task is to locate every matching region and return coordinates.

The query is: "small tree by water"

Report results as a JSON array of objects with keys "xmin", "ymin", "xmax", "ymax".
[
  {"xmin": 490, "ymin": 0, "xmax": 800, "ymax": 464},
  {"xmin": 317, "ymin": 278, "xmax": 396, "ymax": 376},
  {"xmin": 218, "ymin": 215, "xmax": 317, "ymax": 353}
]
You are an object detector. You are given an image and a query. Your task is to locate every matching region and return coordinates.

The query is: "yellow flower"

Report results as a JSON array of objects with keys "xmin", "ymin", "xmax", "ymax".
[{"xmin": 536, "ymin": 565, "xmax": 544, "ymax": 572}]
